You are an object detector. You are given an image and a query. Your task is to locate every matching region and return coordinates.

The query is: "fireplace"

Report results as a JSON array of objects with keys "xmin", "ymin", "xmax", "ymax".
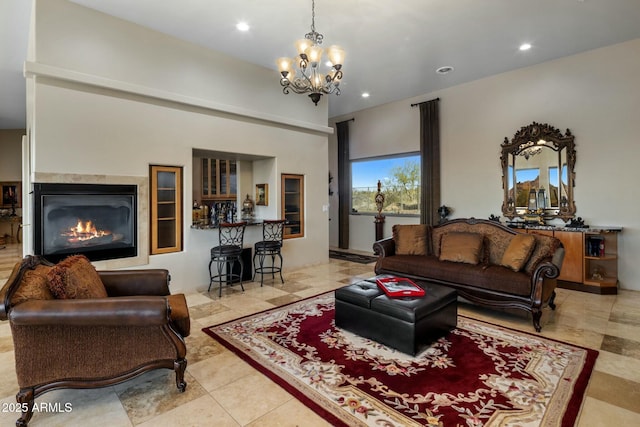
[{"xmin": 34, "ymin": 183, "xmax": 137, "ymax": 262}]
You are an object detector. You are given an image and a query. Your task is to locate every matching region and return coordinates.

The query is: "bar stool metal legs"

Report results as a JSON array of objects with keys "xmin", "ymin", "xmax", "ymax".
[
  {"xmin": 253, "ymin": 247, "xmax": 283, "ymax": 286},
  {"xmin": 253, "ymin": 220, "xmax": 286, "ymax": 286},
  {"xmin": 208, "ymin": 222, "xmax": 246, "ymax": 297}
]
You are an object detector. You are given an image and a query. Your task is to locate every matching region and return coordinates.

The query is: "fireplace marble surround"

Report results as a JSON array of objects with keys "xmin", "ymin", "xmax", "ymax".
[{"xmin": 31, "ymin": 173, "xmax": 148, "ymax": 269}]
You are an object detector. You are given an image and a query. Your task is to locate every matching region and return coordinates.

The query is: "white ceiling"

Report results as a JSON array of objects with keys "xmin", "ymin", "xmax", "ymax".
[{"xmin": 2, "ymin": 0, "xmax": 640, "ymax": 129}]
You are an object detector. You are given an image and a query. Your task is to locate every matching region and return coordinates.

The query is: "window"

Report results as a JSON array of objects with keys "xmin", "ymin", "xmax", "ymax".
[
  {"xmin": 351, "ymin": 154, "xmax": 420, "ymax": 215},
  {"xmin": 513, "ymin": 167, "xmax": 540, "ymax": 208},
  {"xmin": 548, "ymin": 165, "xmax": 568, "ymax": 208},
  {"xmin": 511, "ymin": 164, "xmax": 568, "ymax": 209}
]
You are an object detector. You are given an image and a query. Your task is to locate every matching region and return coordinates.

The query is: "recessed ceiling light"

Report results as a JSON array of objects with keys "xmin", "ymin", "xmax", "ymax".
[
  {"xmin": 361, "ymin": 92, "xmax": 370, "ymax": 98},
  {"xmin": 236, "ymin": 22, "xmax": 250, "ymax": 32},
  {"xmin": 436, "ymin": 66, "xmax": 454, "ymax": 75},
  {"xmin": 519, "ymin": 43, "xmax": 532, "ymax": 51}
]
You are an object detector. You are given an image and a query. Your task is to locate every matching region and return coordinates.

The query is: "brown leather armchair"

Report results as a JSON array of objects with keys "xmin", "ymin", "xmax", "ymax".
[{"xmin": 0, "ymin": 256, "xmax": 190, "ymax": 427}]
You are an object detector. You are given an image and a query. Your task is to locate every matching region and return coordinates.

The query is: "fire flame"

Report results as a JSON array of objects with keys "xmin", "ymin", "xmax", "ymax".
[{"xmin": 65, "ymin": 219, "xmax": 112, "ymax": 242}]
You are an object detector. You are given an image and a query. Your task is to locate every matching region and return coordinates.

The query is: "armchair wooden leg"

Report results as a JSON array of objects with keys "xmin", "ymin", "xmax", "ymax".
[
  {"xmin": 174, "ymin": 358, "xmax": 187, "ymax": 392},
  {"xmin": 532, "ymin": 310, "xmax": 543, "ymax": 332},
  {"xmin": 548, "ymin": 290, "xmax": 557, "ymax": 310},
  {"xmin": 16, "ymin": 388, "xmax": 35, "ymax": 427}
]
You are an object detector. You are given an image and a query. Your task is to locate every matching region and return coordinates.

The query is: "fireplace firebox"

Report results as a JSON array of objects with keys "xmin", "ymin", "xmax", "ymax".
[{"xmin": 34, "ymin": 183, "xmax": 137, "ymax": 262}]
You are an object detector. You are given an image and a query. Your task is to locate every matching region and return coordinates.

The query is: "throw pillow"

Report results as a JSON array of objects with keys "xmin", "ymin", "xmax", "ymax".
[
  {"xmin": 439, "ymin": 232, "xmax": 484, "ymax": 264},
  {"xmin": 11, "ymin": 264, "xmax": 55, "ymax": 306},
  {"xmin": 524, "ymin": 234, "xmax": 560, "ymax": 274},
  {"xmin": 392, "ymin": 224, "xmax": 430, "ymax": 255},
  {"xmin": 501, "ymin": 234, "xmax": 537, "ymax": 272},
  {"xmin": 47, "ymin": 255, "xmax": 108, "ymax": 299}
]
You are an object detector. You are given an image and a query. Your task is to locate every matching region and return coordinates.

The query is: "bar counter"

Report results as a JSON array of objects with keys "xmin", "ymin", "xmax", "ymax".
[{"xmin": 190, "ymin": 219, "xmax": 263, "ymax": 230}]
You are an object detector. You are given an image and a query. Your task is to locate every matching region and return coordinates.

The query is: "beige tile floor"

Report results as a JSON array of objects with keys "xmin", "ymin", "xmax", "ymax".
[{"xmin": 1, "ymin": 242, "xmax": 639, "ymax": 426}]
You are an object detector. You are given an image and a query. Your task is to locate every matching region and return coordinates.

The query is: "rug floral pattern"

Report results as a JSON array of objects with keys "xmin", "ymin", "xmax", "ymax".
[{"xmin": 204, "ymin": 293, "xmax": 596, "ymax": 427}]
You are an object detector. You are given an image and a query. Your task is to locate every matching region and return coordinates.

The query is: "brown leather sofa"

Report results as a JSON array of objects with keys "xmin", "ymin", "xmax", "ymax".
[
  {"xmin": 0, "ymin": 255, "xmax": 190, "ymax": 427},
  {"xmin": 374, "ymin": 218, "xmax": 564, "ymax": 332}
]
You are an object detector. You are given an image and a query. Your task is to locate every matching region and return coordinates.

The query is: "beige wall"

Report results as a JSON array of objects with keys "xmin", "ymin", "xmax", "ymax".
[
  {"xmin": 0, "ymin": 130, "xmax": 24, "ymax": 181},
  {"xmin": 26, "ymin": 0, "xmax": 331, "ymax": 292},
  {"xmin": 330, "ymin": 38, "xmax": 640, "ymax": 291},
  {"xmin": 0, "ymin": 129, "xmax": 24, "ymax": 238}
]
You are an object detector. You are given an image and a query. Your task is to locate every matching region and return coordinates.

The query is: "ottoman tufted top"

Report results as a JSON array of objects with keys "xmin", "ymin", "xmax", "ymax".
[
  {"xmin": 370, "ymin": 282, "xmax": 457, "ymax": 323},
  {"xmin": 334, "ymin": 280, "xmax": 384, "ymax": 308}
]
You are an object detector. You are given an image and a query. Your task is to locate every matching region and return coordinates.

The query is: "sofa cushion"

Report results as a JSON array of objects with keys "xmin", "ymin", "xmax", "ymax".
[
  {"xmin": 377, "ymin": 255, "xmax": 532, "ymax": 297},
  {"xmin": 10, "ymin": 263, "xmax": 55, "ymax": 307},
  {"xmin": 47, "ymin": 255, "xmax": 108, "ymax": 299},
  {"xmin": 439, "ymin": 232, "xmax": 484, "ymax": 265},
  {"xmin": 501, "ymin": 234, "xmax": 536, "ymax": 272},
  {"xmin": 432, "ymin": 222, "xmax": 513, "ymax": 264},
  {"xmin": 392, "ymin": 224, "xmax": 430, "ymax": 255}
]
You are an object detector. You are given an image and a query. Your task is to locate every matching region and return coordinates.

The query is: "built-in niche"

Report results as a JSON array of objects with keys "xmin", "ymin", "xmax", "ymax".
[
  {"xmin": 191, "ymin": 149, "xmax": 275, "ymax": 223},
  {"xmin": 33, "ymin": 183, "xmax": 137, "ymax": 262}
]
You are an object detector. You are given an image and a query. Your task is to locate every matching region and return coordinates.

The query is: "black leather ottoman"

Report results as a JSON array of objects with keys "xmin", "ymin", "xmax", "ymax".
[{"xmin": 335, "ymin": 278, "xmax": 457, "ymax": 355}]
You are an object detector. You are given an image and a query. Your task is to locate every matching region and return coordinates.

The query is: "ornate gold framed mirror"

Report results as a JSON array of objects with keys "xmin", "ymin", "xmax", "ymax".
[{"xmin": 500, "ymin": 122, "xmax": 576, "ymax": 222}]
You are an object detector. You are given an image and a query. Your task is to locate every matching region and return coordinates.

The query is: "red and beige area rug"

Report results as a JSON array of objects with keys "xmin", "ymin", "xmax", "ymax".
[{"xmin": 203, "ymin": 293, "xmax": 597, "ymax": 427}]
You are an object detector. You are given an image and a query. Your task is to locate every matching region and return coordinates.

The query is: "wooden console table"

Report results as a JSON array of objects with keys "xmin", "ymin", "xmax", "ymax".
[
  {"xmin": 525, "ymin": 225, "xmax": 622, "ymax": 294},
  {"xmin": 0, "ymin": 215, "xmax": 22, "ymax": 243}
]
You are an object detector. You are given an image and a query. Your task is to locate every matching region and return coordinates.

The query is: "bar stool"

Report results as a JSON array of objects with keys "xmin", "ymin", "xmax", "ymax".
[
  {"xmin": 208, "ymin": 222, "xmax": 246, "ymax": 297},
  {"xmin": 253, "ymin": 219, "xmax": 286, "ymax": 286}
]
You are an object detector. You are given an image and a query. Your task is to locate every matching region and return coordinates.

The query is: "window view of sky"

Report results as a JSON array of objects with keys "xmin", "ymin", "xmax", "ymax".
[
  {"xmin": 515, "ymin": 167, "xmax": 539, "ymax": 183},
  {"xmin": 352, "ymin": 154, "xmax": 420, "ymax": 188},
  {"xmin": 510, "ymin": 165, "xmax": 567, "ymax": 187}
]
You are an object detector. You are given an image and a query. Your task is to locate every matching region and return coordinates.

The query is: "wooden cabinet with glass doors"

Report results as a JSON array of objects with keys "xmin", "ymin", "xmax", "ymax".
[
  {"xmin": 201, "ymin": 159, "xmax": 237, "ymax": 200},
  {"xmin": 150, "ymin": 165, "xmax": 183, "ymax": 254},
  {"xmin": 281, "ymin": 174, "xmax": 304, "ymax": 239}
]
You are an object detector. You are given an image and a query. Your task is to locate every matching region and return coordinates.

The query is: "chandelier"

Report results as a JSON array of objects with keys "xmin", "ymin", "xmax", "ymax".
[
  {"xmin": 276, "ymin": 0, "xmax": 345, "ymax": 105},
  {"xmin": 521, "ymin": 146, "xmax": 542, "ymax": 160},
  {"xmin": 519, "ymin": 139, "xmax": 546, "ymax": 160}
]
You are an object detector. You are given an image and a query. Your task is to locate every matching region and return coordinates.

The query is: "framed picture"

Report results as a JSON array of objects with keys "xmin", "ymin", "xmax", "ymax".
[
  {"xmin": 1, "ymin": 182, "xmax": 21, "ymax": 208},
  {"xmin": 256, "ymin": 183, "xmax": 268, "ymax": 206}
]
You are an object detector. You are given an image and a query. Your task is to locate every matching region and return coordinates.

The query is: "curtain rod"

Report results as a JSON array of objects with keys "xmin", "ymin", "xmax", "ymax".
[{"xmin": 410, "ymin": 97, "xmax": 440, "ymax": 107}]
